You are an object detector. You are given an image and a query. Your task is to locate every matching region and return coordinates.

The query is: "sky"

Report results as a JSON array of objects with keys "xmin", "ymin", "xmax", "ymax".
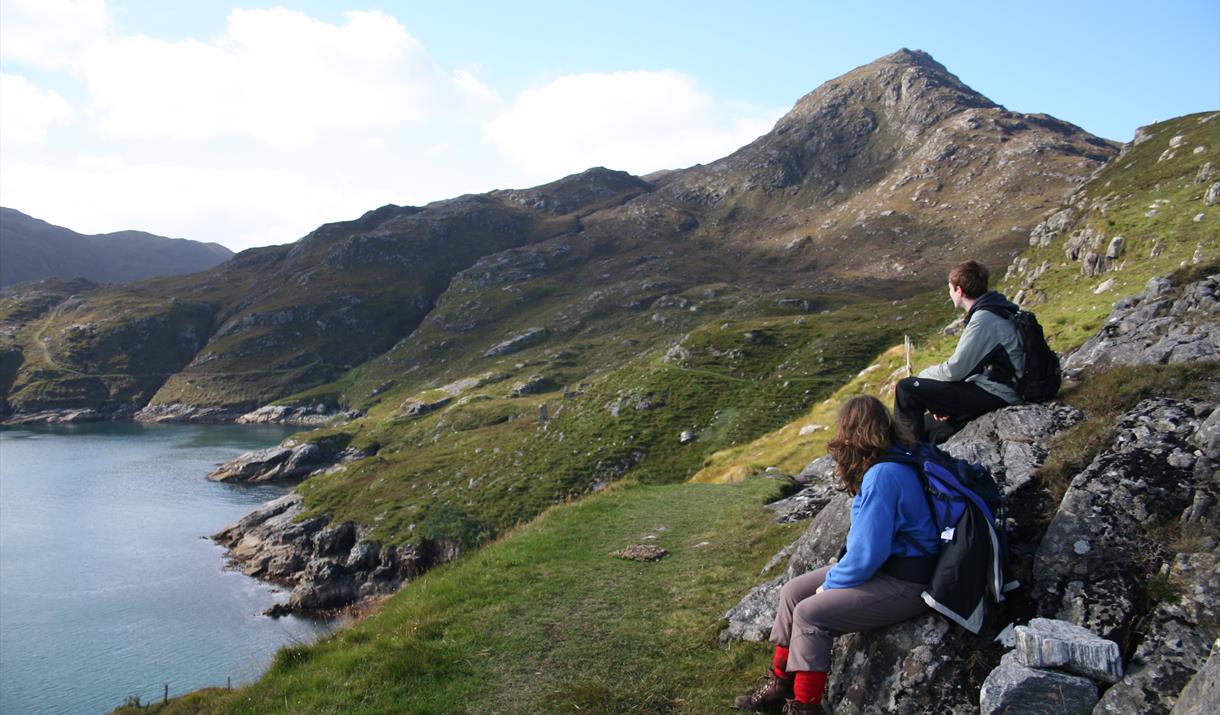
[{"xmin": 1, "ymin": 1, "xmax": 1217, "ymax": 252}]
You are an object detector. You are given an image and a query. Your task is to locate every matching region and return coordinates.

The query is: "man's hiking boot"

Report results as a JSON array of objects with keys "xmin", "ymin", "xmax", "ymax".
[
  {"xmin": 732, "ymin": 670, "xmax": 792, "ymax": 710},
  {"xmin": 782, "ymin": 699, "xmax": 823, "ymax": 715}
]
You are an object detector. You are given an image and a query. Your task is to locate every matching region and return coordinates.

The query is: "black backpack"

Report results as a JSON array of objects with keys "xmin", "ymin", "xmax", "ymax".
[
  {"xmin": 978, "ymin": 306, "xmax": 1062, "ymax": 403},
  {"xmin": 1009, "ymin": 310, "xmax": 1061, "ymax": 402}
]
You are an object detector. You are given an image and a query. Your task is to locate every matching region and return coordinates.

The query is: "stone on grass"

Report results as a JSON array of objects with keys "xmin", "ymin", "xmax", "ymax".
[
  {"xmin": 980, "ymin": 652, "xmax": 1098, "ymax": 715},
  {"xmin": 1014, "ymin": 618, "xmax": 1123, "ymax": 683},
  {"xmin": 612, "ymin": 544, "xmax": 668, "ymax": 561}
]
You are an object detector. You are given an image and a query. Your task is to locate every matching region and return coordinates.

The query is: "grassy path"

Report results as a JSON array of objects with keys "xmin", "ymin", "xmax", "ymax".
[{"xmin": 124, "ymin": 478, "xmax": 800, "ymax": 715}]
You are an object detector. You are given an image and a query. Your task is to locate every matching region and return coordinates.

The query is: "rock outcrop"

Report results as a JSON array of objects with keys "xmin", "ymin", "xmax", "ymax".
[
  {"xmin": 208, "ymin": 437, "xmax": 370, "ymax": 483},
  {"xmin": 235, "ymin": 404, "xmax": 362, "ymax": 426},
  {"xmin": 1063, "ymin": 274, "xmax": 1219, "ymax": 372},
  {"xmin": 722, "ymin": 280, "xmax": 1220, "ymax": 712},
  {"xmin": 213, "ymin": 494, "xmax": 461, "ymax": 614},
  {"xmin": 134, "ymin": 403, "xmax": 247, "ymax": 423}
]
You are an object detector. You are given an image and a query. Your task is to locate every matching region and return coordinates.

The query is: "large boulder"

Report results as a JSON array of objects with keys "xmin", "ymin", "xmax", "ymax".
[{"xmin": 1063, "ymin": 274, "xmax": 1219, "ymax": 372}]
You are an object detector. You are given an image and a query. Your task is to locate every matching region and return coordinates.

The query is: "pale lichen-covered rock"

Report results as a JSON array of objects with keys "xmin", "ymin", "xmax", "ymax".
[
  {"xmin": 1034, "ymin": 398, "xmax": 1212, "ymax": 640},
  {"xmin": 941, "ymin": 402, "xmax": 1085, "ymax": 496},
  {"xmin": 483, "ymin": 327, "xmax": 550, "ymax": 357},
  {"xmin": 399, "ymin": 394, "xmax": 453, "ymax": 417},
  {"xmin": 208, "ymin": 442, "xmax": 329, "ymax": 483},
  {"xmin": 1013, "ymin": 618, "xmax": 1122, "ymax": 683},
  {"xmin": 1063, "ymin": 274, "xmax": 1220, "ymax": 372},
  {"xmin": 1170, "ymin": 638, "xmax": 1220, "ymax": 715},
  {"xmin": 1095, "ymin": 553, "xmax": 1220, "ymax": 714},
  {"xmin": 134, "ymin": 403, "xmax": 246, "ymax": 423},
  {"xmin": 1029, "ymin": 208, "xmax": 1076, "ymax": 247},
  {"xmin": 236, "ymin": 404, "xmax": 362, "ymax": 425},
  {"xmin": 827, "ymin": 614, "xmax": 986, "ymax": 714},
  {"xmin": 979, "ymin": 651, "xmax": 1098, "ymax": 715}
]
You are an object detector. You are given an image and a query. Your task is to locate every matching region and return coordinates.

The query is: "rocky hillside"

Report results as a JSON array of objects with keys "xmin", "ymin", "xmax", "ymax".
[
  {"xmin": 1, "ymin": 50, "xmax": 1115, "ymax": 421},
  {"xmin": 103, "ymin": 64, "xmax": 1217, "ymax": 713},
  {"xmin": 0, "ymin": 208, "xmax": 232, "ymax": 288}
]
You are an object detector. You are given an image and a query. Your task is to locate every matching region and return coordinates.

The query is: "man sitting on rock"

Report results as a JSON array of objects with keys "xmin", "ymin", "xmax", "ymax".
[{"xmin": 894, "ymin": 260, "xmax": 1024, "ymax": 444}]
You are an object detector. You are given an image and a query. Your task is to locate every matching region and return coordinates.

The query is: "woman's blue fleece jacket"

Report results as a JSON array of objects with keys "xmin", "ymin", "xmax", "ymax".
[{"xmin": 823, "ymin": 453, "xmax": 939, "ymax": 589}]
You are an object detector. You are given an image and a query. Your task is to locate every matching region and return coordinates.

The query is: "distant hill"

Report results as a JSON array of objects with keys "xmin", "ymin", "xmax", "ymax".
[{"xmin": 0, "ymin": 208, "xmax": 233, "ymax": 288}]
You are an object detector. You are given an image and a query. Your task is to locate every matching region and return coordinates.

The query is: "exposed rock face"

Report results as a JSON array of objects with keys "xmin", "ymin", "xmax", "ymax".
[
  {"xmin": 398, "ymin": 395, "xmax": 452, "ymax": 418},
  {"xmin": 508, "ymin": 375, "xmax": 557, "ymax": 396},
  {"xmin": 213, "ymin": 494, "xmax": 460, "ymax": 614},
  {"xmin": 1094, "ymin": 552, "xmax": 1220, "ymax": 714},
  {"xmin": 1032, "ymin": 396, "xmax": 1219, "ymax": 713},
  {"xmin": 483, "ymin": 327, "xmax": 550, "ymax": 357},
  {"xmin": 1063, "ymin": 274, "xmax": 1220, "ymax": 372},
  {"xmin": 979, "ymin": 651, "xmax": 1099, "ymax": 715},
  {"xmin": 236, "ymin": 404, "xmax": 362, "ymax": 426},
  {"xmin": 942, "ymin": 403, "xmax": 1085, "ymax": 496},
  {"xmin": 2, "ymin": 407, "xmax": 119, "ymax": 425},
  {"xmin": 134, "ymin": 403, "xmax": 247, "ymax": 423},
  {"xmin": 1033, "ymin": 398, "xmax": 1215, "ymax": 638},
  {"xmin": 208, "ymin": 443, "xmax": 329, "ymax": 483},
  {"xmin": 1013, "ymin": 618, "xmax": 1123, "ymax": 683},
  {"xmin": 1170, "ymin": 639, "xmax": 1219, "ymax": 715}
]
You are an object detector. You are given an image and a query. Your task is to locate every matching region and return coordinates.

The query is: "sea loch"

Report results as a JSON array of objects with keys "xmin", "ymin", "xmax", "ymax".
[{"xmin": 0, "ymin": 422, "xmax": 336, "ymax": 714}]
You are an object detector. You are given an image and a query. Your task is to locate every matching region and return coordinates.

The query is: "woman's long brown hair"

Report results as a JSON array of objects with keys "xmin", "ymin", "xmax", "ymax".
[{"xmin": 827, "ymin": 395, "xmax": 912, "ymax": 495}]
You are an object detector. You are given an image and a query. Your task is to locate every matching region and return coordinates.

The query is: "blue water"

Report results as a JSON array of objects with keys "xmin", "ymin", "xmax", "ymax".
[{"xmin": 0, "ymin": 422, "xmax": 338, "ymax": 714}]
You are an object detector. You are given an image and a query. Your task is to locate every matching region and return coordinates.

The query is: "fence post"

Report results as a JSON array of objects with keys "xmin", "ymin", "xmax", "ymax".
[
  {"xmin": 163, "ymin": 683, "xmax": 168, "ymax": 704},
  {"xmin": 228, "ymin": 676, "xmax": 232, "ymax": 690}
]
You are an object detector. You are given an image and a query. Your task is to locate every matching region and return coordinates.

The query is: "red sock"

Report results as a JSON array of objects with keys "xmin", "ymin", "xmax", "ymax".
[
  {"xmin": 793, "ymin": 671, "xmax": 827, "ymax": 704},
  {"xmin": 771, "ymin": 645, "xmax": 791, "ymax": 678}
]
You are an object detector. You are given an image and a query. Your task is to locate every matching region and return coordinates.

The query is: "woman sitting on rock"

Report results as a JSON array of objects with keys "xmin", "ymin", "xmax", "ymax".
[{"xmin": 733, "ymin": 395, "xmax": 939, "ymax": 714}]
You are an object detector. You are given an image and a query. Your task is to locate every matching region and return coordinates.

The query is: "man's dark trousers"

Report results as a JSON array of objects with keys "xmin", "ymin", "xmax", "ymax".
[{"xmin": 894, "ymin": 376, "xmax": 1009, "ymax": 444}]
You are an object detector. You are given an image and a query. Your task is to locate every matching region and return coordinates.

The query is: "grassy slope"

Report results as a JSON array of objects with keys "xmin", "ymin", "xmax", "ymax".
[
  {"xmin": 114, "ymin": 113, "xmax": 1217, "ymax": 713},
  {"xmin": 293, "ymin": 294, "xmax": 937, "ymax": 546},
  {"xmin": 120, "ymin": 479, "xmax": 800, "ymax": 714}
]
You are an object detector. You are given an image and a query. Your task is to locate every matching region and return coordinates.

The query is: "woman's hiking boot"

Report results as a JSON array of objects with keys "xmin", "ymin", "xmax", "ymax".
[
  {"xmin": 732, "ymin": 670, "xmax": 792, "ymax": 710},
  {"xmin": 782, "ymin": 699, "xmax": 823, "ymax": 715}
]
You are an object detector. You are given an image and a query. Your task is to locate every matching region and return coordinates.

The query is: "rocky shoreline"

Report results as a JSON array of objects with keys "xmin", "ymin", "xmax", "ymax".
[{"xmin": 212, "ymin": 493, "xmax": 462, "ymax": 616}]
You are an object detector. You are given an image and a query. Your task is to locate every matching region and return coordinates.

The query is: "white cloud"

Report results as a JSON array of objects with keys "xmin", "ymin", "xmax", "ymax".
[
  {"xmin": 0, "ymin": 5, "xmax": 780, "ymax": 252},
  {"xmin": 484, "ymin": 70, "xmax": 779, "ymax": 179},
  {"xmin": 2, "ymin": 158, "xmax": 390, "ymax": 249},
  {"xmin": 0, "ymin": 0, "xmax": 111, "ymax": 72},
  {"xmin": 0, "ymin": 74, "xmax": 75, "ymax": 145},
  {"xmin": 81, "ymin": 8, "xmax": 497, "ymax": 148}
]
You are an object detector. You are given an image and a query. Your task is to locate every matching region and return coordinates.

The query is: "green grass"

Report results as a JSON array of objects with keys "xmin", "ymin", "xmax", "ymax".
[
  {"xmin": 290, "ymin": 293, "xmax": 934, "ymax": 547},
  {"xmin": 119, "ymin": 478, "xmax": 800, "ymax": 715}
]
